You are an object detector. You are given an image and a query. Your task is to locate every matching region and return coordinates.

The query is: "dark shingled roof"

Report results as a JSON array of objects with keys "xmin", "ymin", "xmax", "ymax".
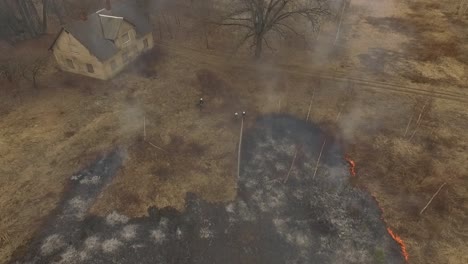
[
  {"xmin": 56, "ymin": 1, "xmax": 151, "ymax": 61},
  {"xmin": 100, "ymin": 15, "xmax": 124, "ymax": 40}
]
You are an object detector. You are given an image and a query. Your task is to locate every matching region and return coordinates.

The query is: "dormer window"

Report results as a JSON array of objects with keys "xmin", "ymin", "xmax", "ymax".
[{"xmin": 121, "ymin": 32, "xmax": 130, "ymax": 44}]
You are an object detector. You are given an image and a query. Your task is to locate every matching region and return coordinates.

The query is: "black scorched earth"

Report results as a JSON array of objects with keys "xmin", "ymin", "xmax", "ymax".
[{"xmin": 14, "ymin": 115, "xmax": 405, "ymax": 264}]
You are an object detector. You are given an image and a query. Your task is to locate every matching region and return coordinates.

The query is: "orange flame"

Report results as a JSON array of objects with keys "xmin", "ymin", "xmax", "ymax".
[
  {"xmin": 344, "ymin": 156, "xmax": 356, "ymax": 176},
  {"xmin": 387, "ymin": 227, "xmax": 409, "ymax": 262},
  {"xmin": 344, "ymin": 157, "xmax": 409, "ymax": 262}
]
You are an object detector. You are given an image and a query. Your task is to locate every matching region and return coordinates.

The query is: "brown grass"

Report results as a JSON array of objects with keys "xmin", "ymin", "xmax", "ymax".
[
  {"xmin": 1, "ymin": 1, "xmax": 468, "ymax": 264},
  {"xmin": 407, "ymin": 38, "xmax": 463, "ymax": 62},
  {"xmin": 1, "ymin": 44, "xmax": 467, "ymax": 264}
]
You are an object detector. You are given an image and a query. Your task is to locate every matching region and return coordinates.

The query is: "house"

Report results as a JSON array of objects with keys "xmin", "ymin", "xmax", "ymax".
[{"xmin": 49, "ymin": 0, "xmax": 154, "ymax": 80}]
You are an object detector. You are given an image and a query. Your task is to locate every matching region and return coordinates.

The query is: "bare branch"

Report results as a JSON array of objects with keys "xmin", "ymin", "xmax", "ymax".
[{"xmin": 218, "ymin": 0, "xmax": 330, "ymax": 58}]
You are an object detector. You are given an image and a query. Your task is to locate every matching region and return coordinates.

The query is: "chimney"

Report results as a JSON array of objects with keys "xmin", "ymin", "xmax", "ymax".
[{"xmin": 105, "ymin": 0, "xmax": 111, "ymax": 10}]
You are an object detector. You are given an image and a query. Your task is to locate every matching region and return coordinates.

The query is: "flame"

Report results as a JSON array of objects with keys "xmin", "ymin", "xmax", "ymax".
[
  {"xmin": 344, "ymin": 156, "xmax": 409, "ymax": 262},
  {"xmin": 387, "ymin": 227, "xmax": 409, "ymax": 262},
  {"xmin": 344, "ymin": 156, "xmax": 356, "ymax": 176}
]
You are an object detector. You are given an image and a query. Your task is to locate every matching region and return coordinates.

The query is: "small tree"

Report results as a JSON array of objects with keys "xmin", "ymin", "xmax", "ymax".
[
  {"xmin": 193, "ymin": 0, "xmax": 216, "ymax": 49},
  {"xmin": 19, "ymin": 53, "xmax": 50, "ymax": 88},
  {"xmin": 0, "ymin": 58, "xmax": 18, "ymax": 83},
  {"xmin": 218, "ymin": 0, "xmax": 330, "ymax": 58}
]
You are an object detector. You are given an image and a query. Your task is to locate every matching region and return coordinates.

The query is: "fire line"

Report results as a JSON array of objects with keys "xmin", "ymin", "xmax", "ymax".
[
  {"xmin": 346, "ymin": 157, "xmax": 409, "ymax": 262},
  {"xmin": 387, "ymin": 227, "xmax": 410, "ymax": 262},
  {"xmin": 345, "ymin": 156, "xmax": 356, "ymax": 176}
]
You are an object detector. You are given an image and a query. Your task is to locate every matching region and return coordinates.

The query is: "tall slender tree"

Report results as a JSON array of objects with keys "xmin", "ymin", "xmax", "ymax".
[{"xmin": 42, "ymin": 0, "xmax": 49, "ymax": 32}]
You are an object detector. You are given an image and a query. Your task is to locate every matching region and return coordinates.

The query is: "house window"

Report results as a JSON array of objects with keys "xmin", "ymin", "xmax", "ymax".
[
  {"xmin": 121, "ymin": 32, "xmax": 130, "ymax": 44},
  {"xmin": 66, "ymin": 59, "xmax": 75, "ymax": 69},
  {"xmin": 86, "ymin": 64, "xmax": 94, "ymax": 73},
  {"xmin": 143, "ymin": 38, "xmax": 149, "ymax": 49},
  {"xmin": 122, "ymin": 51, "xmax": 129, "ymax": 63},
  {"xmin": 110, "ymin": 60, "xmax": 117, "ymax": 70}
]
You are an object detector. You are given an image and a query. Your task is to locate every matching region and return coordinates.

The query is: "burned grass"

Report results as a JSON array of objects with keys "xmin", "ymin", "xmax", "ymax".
[
  {"xmin": 1, "ymin": 49, "xmax": 467, "ymax": 263},
  {"xmin": 2, "ymin": 1, "xmax": 468, "ymax": 262},
  {"xmin": 14, "ymin": 115, "xmax": 407, "ymax": 264}
]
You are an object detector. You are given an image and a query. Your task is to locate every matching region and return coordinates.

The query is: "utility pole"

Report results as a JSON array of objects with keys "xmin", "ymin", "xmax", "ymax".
[
  {"xmin": 334, "ymin": 0, "xmax": 349, "ymax": 46},
  {"xmin": 236, "ymin": 111, "xmax": 246, "ymax": 179}
]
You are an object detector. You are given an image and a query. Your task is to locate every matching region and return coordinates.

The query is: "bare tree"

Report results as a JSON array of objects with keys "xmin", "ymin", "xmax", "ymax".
[
  {"xmin": 218, "ymin": 0, "xmax": 330, "ymax": 58},
  {"xmin": 193, "ymin": 0, "xmax": 216, "ymax": 49},
  {"xmin": 0, "ymin": 58, "xmax": 18, "ymax": 83},
  {"xmin": 42, "ymin": 0, "xmax": 49, "ymax": 32},
  {"xmin": 0, "ymin": 0, "xmax": 43, "ymax": 41},
  {"xmin": 19, "ymin": 53, "xmax": 50, "ymax": 88}
]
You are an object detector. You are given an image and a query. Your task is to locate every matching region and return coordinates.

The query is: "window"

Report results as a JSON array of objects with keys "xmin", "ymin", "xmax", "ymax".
[
  {"xmin": 66, "ymin": 59, "xmax": 75, "ymax": 69},
  {"xmin": 143, "ymin": 38, "xmax": 149, "ymax": 49},
  {"xmin": 86, "ymin": 64, "xmax": 94, "ymax": 73},
  {"xmin": 122, "ymin": 51, "xmax": 129, "ymax": 63},
  {"xmin": 121, "ymin": 32, "xmax": 130, "ymax": 44},
  {"xmin": 110, "ymin": 60, "xmax": 117, "ymax": 70}
]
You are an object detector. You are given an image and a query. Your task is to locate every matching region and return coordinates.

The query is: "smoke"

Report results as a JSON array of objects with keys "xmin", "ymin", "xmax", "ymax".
[
  {"xmin": 120, "ymin": 224, "xmax": 138, "ymax": 241},
  {"xmin": 117, "ymin": 104, "xmax": 144, "ymax": 136},
  {"xmin": 40, "ymin": 234, "xmax": 66, "ymax": 256},
  {"xmin": 101, "ymin": 238, "xmax": 123, "ymax": 253},
  {"xmin": 338, "ymin": 106, "xmax": 367, "ymax": 141},
  {"xmin": 105, "ymin": 211, "xmax": 130, "ymax": 226}
]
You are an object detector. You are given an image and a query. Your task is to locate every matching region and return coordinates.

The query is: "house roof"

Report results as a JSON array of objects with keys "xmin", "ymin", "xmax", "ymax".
[
  {"xmin": 50, "ymin": 0, "xmax": 152, "ymax": 61},
  {"xmin": 100, "ymin": 15, "xmax": 124, "ymax": 40},
  {"xmin": 97, "ymin": 2, "xmax": 152, "ymax": 37}
]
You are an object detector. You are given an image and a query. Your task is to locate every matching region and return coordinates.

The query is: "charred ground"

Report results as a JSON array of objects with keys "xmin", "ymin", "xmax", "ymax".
[
  {"xmin": 1, "ymin": 0, "xmax": 467, "ymax": 264},
  {"xmin": 13, "ymin": 115, "xmax": 405, "ymax": 264}
]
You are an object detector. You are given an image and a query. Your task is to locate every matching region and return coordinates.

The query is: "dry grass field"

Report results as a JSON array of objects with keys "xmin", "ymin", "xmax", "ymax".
[{"xmin": 0, "ymin": 0, "xmax": 467, "ymax": 263}]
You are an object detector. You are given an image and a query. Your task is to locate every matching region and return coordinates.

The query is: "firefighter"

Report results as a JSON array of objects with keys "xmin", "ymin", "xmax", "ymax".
[{"xmin": 198, "ymin": 98, "xmax": 204, "ymax": 110}]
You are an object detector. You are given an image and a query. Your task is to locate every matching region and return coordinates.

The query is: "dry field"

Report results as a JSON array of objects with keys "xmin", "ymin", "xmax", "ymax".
[{"xmin": 0, "ymin": 0, "xmax": 467, "ymax": 263}]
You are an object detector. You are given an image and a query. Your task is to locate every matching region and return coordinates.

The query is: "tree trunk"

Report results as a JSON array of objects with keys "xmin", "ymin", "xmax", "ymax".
[
  {"xmin": 26, "ymin": 0, "xmax": 42, "ymax": 34},
  {"xmin": 32, "ymin": 71, "xmax": 38, "ymax": 88},
  {"xmin": 42, "ymin": 0, "xmax": 48, "ymax": 33},
  {"xmin": 52, "ymin": 0, "xmax": 64, "ymax": 25},
  {"xmin": 6, "ymin": 71, "xmax": 13, "ymax": 82},
  {"xmin": 17, "ymin": 0, "xmax": 35, "ymax": 37},
  {"xmin": 157, "ymin": 15, "xmax": 163, "ymax": 40},
  {"xmin": 17, "ymin": 0, "xmax": 41, "ymax": 37},
  {"xmin": 254, "ymin": 38, "xmax": 263, "ymax": 59},
  {"xmin": 203, "ymin": 25, "xmax": 210, "ymax": 49}
]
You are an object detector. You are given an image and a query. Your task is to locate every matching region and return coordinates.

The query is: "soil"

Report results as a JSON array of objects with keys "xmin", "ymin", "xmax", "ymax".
[{"xmin": 1, "ymin": 0, "xmax": 467, "ymax": 263}]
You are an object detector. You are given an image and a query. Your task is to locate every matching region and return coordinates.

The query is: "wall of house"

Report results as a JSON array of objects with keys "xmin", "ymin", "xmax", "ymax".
[
  {"xmin": 115, "ymin": 21, "xmax": 136, "ymax": 49},
  {"xmin": 52, "ymin": 23, "xmax": 155, "ymax": 80},
  {"xmin": 52, "ymin": 31, "xmax": 107, "ymax": 80},
  {"xmin": 102, "ymin": 32, "xmax": 155, "ymax": 79}
]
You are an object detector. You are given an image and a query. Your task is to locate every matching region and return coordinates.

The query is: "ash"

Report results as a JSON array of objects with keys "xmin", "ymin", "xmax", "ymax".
[{"xmin": 14, "ymin": 115, "xmax": 405, "ymax": 264}]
